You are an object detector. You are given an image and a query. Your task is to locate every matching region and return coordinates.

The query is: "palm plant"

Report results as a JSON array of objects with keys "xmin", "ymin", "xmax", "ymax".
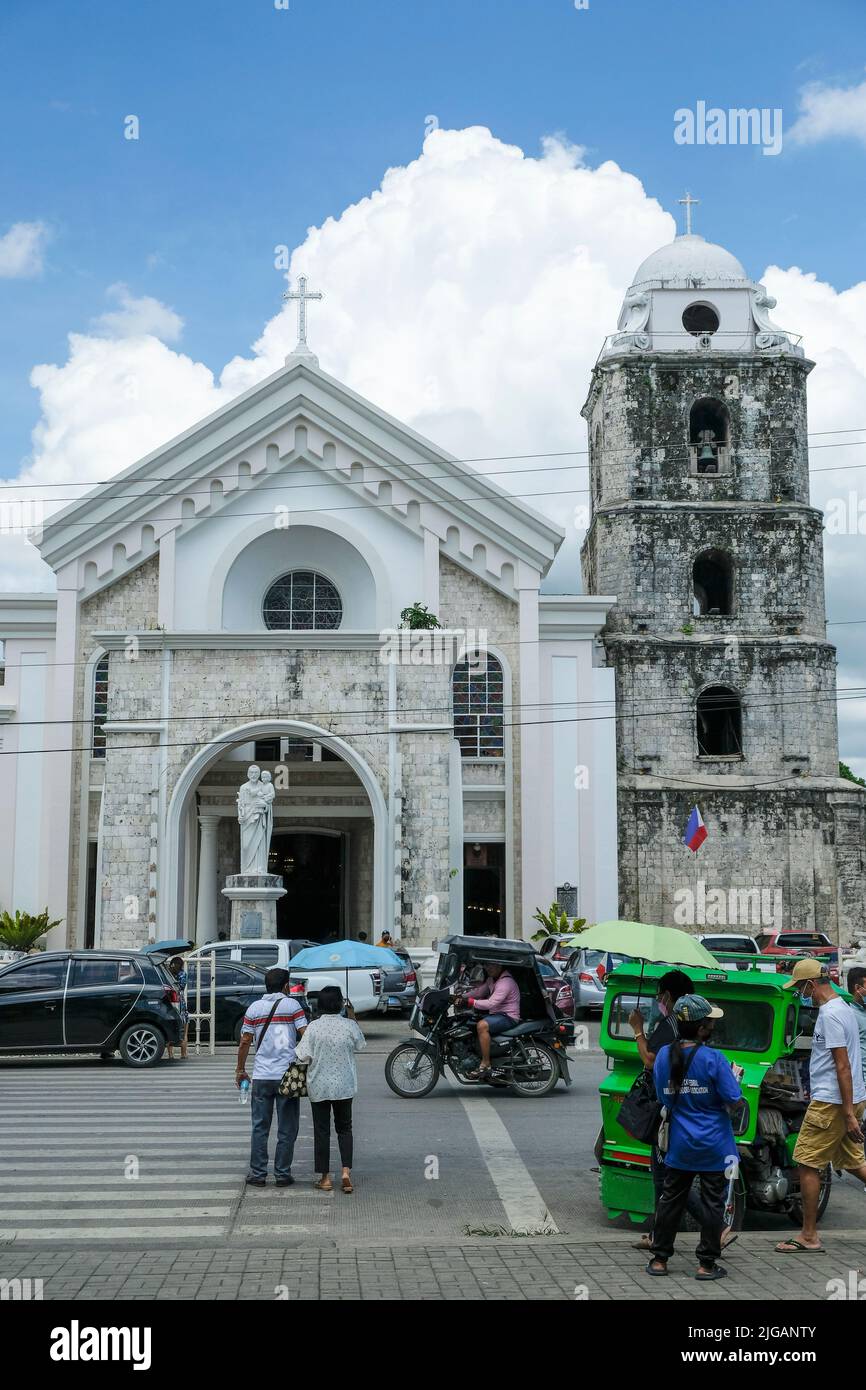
[
  {"xmin": 530, "ymin": 902, "xmax": 588, "ymax": 943},
  {"xmin": 0, "ymin": 909, "xmax": 62, "ymax": 951}
]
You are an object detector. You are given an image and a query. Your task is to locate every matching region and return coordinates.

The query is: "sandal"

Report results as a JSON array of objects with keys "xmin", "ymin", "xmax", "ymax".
[
  {"xmin": 696, "ymin": 1265, "xmax": 727, "ymax": 1281},
  {"xmin": 341, "ymin": 1176, "xmax": 354, "ymax": 1194},
  {"xmin": 774, "ymin": 1238, "xmax": 825, "ymax": 1254},
  {"xmin": 645, "ymin": 1258, "xmax": 668, "ymax": 1277},
  {"xmin": 314, "ymin": 1177, "xmax": 333, "ymax": 1192},
  {"xmin": 468, "ymin": 1067, "xmax": 492, "ymax": 1081}
]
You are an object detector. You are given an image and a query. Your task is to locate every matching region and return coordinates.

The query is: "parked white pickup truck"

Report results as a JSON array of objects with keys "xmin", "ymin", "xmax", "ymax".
[{"xmin": 186, "ymin": 939, "xmax": 386, "ymax": 1015}]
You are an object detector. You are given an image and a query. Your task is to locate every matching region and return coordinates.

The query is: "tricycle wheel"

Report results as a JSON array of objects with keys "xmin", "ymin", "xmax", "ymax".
[
  {"xmin": 384, "ymin": 1042, "xmax": 440, "ymax": 1098},
  {"xmin": 510, "ymin": 1042, "xmax": 559, "ymax": 1098},
  {"xmin": 787, "ymin": 1165, "xmax": 831, "ymax": 1226}
]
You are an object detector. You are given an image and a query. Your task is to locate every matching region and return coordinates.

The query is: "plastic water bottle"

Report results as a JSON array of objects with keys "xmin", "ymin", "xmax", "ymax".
[{"xmin": 238, "ymin": 1077, "xmax": 251, "ymax": 1106}]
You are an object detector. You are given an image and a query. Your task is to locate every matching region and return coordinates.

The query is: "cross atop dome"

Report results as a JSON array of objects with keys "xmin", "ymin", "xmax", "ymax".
[{"xmin": 677, "ymin": 191, "xmax": 700, "ymax": 237}]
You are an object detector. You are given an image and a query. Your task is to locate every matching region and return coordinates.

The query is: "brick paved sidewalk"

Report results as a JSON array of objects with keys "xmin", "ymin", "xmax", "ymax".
[{"xmin": 4, "ymin": 1233, "xmax": 865, "ymax": 1301}]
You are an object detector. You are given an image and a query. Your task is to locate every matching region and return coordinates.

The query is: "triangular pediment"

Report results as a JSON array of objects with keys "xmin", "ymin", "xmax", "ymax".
[{"xmin": 38, "ymin": 355, "xmax": 563, "ymax": 599}]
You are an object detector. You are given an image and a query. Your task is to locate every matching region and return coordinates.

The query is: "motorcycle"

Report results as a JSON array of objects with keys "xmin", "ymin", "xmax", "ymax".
[{"xmin": 384, "ymin": 935, "xmax": 572, "ymax": 1099}]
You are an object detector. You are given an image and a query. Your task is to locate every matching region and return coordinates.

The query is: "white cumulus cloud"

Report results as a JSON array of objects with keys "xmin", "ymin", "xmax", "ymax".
[
  {"xmin": 90, "ymin": 283, "xmax": 184, "ymax": 342},
  {"xmin": 788, "ymin": 71, "xmax": 866, "ymax": 147},
  {"xmin": 0, "ymin": 221, "xmax": 49, "ymax": 278}
]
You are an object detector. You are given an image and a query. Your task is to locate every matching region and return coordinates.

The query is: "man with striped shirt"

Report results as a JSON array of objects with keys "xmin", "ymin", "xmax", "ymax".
[{"xmin": 236, "ymin": 969, "xmax": 307, "ymax": 1187}]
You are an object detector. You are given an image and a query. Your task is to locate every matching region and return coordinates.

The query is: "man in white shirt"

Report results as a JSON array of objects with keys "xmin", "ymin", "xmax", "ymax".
[
  {"xmin": 236, "ymin": 969, "xmax": 307, "ymax": 1187},
  {"xmin": 776, "ymin": 958, "xmax": 866, "ymax": 1253}
]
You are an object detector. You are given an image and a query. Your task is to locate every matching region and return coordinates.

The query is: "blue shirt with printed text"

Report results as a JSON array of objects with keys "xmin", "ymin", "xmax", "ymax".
[{"xmin": 653, "ymin": 1043, "xmax": 742, "ymax": 1172}]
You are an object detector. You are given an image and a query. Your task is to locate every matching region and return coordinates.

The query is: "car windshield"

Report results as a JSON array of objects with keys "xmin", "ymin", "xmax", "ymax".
[
  {"xmin": 608, "ymin": 991, "xmax": 774, "ymax": 1053},
  {"xmin": 705, "ymin": 937, "xmax": 757, "ymax": 953}
]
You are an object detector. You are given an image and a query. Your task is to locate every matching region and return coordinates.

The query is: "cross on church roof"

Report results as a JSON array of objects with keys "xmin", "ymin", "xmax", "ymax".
[
  {"xmin": 283, "ymin": 274, "xmax": 323, "ymax": 354},
  {"xmin": 678, "ymin": 191, "xmax": 700, "ymax": 237}
]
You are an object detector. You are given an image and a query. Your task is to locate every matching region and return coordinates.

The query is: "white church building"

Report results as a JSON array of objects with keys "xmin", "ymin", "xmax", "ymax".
[{"xmin": 0, "ymin": 314, "xmax": 618, "ymax": 952}]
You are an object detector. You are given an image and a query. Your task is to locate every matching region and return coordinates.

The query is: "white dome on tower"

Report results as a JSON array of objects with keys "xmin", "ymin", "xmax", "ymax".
[{"xmin": 630, "ymin": 234, "xmax": 751, "ymax": 290}]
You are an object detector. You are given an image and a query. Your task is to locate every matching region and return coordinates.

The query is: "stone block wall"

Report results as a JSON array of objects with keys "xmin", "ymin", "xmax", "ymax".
[{"xmin": 619, "ymin": 784, "xmax": 866, "ymax": 945}]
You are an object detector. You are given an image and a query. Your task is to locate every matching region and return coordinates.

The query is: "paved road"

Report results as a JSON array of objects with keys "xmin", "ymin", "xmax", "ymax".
[{"xmin": 2, "ymin": 1018, "xmax": 866, "ymax": 1298}]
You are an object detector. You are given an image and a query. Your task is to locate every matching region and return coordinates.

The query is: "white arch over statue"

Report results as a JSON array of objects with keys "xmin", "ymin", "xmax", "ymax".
[
  {"xmin": 204, "ymin": 510, "xmax": 394, "ymax": 631},
  {"xmin": 160, "ymin": 719, "xmax": 389, "ymax": 942}
]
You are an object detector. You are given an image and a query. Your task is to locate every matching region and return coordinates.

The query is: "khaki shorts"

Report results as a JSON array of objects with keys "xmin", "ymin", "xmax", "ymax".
[{"xmin": 793, "ymin": 1099, "xmax": 866, "ymax": 1171}]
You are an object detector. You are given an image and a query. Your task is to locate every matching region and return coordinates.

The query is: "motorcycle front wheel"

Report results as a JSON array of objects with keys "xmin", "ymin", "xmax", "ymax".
[
  {"xmin": 510, "ymin": 1041, "xmax": 560, "ymax": 1098},
  {"xmin": 384, "ymin": 1042, "xmax": 441, "ymax": 1098}
]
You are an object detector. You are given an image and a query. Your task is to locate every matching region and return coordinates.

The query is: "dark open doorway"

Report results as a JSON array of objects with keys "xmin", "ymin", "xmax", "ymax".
[
  {"xmin": 268, "ymin": 832, "xmax": 344, "ymax": 941},
  {"xmin": 463, "ymin": 841, "xmax": 506, "ymax": 936}
]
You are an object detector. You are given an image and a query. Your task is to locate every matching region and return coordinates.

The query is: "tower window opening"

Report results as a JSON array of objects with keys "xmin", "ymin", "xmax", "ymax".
[
  {"xmin": 683, "ymin": 302, "xmax": 720, "ymax": 336},
  {"xmin": 697, "ymin": 685, "xmax": 742, "ymax": 757},
  {"xmin": 689, "ymin": 398, "xmax": 730, "ymax": 475},
  {"xmin": 693, "ymin": 549, "xmax": 733, "ymax": 616}
]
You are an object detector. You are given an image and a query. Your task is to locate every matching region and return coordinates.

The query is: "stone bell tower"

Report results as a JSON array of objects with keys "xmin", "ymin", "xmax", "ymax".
[{"xmin": 580, "ymin": 210, "xmax": 866, "ymax": 942}]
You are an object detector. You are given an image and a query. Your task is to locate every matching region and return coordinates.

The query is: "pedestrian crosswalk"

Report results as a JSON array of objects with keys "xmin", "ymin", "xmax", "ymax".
[{"xmin": 0, "ymin": 1054, "xmax": 317, "ymax": 1243}]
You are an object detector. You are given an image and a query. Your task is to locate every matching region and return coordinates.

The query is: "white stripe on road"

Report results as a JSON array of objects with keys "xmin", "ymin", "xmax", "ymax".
[
  {"xmin": 0, "ymin": 1206, "xmax": 232, "ymax": 1220},
  {"xmin": 0, "ymin": 1226, "xmax": 227, "ymax": 1241},
  {"xmin": 456, "ymin": 1095, "xmax": 559, "ymax": 1235},
  {"xmin": 0, "ymin": 1195, "xmax": 239, "ymax": 1206}
]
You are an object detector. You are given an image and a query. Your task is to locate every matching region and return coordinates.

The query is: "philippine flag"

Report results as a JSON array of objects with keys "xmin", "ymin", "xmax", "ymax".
[{"xmin": 684, "ymin": 806, "xmax": 707, "ymax": 853}]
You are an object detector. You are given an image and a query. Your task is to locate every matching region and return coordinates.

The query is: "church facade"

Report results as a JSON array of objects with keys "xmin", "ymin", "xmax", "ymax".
[
  {"xmin": 3, "ymin": 224, "xmax": 863, "ymax": 951},
  {"xmin": 0, "ymin": 339, "xmax": 617, "ymax": 951}
]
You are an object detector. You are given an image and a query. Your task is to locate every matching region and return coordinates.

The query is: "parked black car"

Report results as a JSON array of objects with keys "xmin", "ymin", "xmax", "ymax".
[
  {"xmin": 185, "ymin": 959, "xmax": 309, "ymax": 1042},
  {"xmin": 0, "ymin": 951, "xmax": 183, "ymax": 1067}
]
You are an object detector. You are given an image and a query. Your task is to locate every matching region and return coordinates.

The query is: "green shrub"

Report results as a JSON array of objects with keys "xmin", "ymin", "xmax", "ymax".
[{"xmin": 0, "ymin": 909, "xmax": 62, "ymax": 951}]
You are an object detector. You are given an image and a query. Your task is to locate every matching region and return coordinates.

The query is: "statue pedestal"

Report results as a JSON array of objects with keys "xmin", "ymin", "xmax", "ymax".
[{"xmin": 222, "ymin": 874, "xmax": 286, "ymax": 941}]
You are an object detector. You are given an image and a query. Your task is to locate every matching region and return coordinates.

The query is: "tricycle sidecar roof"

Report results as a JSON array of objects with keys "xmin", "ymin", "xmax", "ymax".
[{"xmin": 434, "ymin": 935, "xmax": 553, "ymax": 1020}]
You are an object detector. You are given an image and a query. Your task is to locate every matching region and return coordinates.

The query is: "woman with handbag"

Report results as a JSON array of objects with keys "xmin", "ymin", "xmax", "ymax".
[
  {"xmin": 295, "ymin": 986, "xmax": 366, "ymax": 1194},
  {"xmin": 646, "ymin": 994, "xmax": 743, "ymax": 1281}
]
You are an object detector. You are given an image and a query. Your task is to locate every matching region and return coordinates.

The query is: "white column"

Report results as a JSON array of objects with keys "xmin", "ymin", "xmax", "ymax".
[
  {"xmin": 423, "ymin": 528, "xmax": 440, "ymax": 615},
  {"xmin": 195, "ymin": 815, "xmax": 221, "ymax": 945},
  {"xmin": 157, "ymin": 527, "xmax": 177, "ymax": 629},
  {"xmin": 518, "ymin": 571, "xmax": 543, "ymax": 937},
  {"xmin": 45, "ymin": 571, "xmax": 78, "ymax": 950}
]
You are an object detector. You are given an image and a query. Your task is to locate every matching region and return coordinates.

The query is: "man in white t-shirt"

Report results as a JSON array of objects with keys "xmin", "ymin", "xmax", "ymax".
[
  {"xmin": 236, "ymin": 969, "xmax": 307, "ymax": 1187},
  {"xmin": 775, "ymin": 959, "xmax": 866, "ymax": 1254}
]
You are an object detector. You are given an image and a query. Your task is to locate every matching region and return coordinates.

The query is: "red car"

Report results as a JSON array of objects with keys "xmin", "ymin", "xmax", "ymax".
[{"xmin": 755, "ymin": 930, "xmax": 840, "ymax": 983}]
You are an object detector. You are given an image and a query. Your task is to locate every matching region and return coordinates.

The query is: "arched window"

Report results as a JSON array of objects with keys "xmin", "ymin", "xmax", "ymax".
[
  {"xmin": 693, "ymin": 549, "xmax": 734, "ymax": 616},
  {"xmin": 697, "ymin": 685, "xmax": 742, "ymax": 757},
  {"xmin": 92, "ymin": 655, "xmax": 109, "ymax": 759},
  {"xmin": 689, "ymin": 398, "xmax": 730, "ymax": 475},
  {"xmin": 453, "ymin": 652, "xmax": 504, "ymax": 758},
  {"xmin": 262, "ymin": 571, "xmax": 342, "ymax": 630}
]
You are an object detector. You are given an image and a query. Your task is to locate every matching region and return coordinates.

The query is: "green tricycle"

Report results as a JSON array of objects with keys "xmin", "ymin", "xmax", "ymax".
[{"xmin": 596, "ymin": 958, "xmax": 833, "ymax": 1231}]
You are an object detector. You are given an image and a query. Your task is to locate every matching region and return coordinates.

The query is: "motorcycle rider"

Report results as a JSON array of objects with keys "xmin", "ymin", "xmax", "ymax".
[{"xmin": 460, "ymin": 962, "xmax": 521, "ymax": 1079}]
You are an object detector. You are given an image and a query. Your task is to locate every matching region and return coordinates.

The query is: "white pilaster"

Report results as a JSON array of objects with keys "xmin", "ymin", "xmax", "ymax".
[
  {"xmin": 195, "ymin": 815, "xmax": 222, "ymax": 945},
  {"xmin": 423, "ymin": 528, "xmax": 440, "ymax": 615},
  {"xmin": 44, "ymin": 570, "xmax": 78, "ymax": 949},
  {"xmin": 517, "ymin": 569, "xmax": 543, "ymax": 936},
  {"xmin": 157, "ymin": 527, "xmax": 177, "ymax": 629}
]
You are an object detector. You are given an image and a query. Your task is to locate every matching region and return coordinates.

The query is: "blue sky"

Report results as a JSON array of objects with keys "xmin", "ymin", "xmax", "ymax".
[{"xmin": 1, "ymin": 0, "xmax": 864, "ymax": 471}]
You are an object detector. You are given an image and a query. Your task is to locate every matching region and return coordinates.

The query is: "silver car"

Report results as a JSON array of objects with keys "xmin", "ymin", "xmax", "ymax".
[{"xmin": 562, "ymin": 947, "xmax": 633, "ymax": 1018}]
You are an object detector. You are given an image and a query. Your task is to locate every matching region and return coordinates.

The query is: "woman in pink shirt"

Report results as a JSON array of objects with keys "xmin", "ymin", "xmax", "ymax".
[{"xmin": 465, "ymin": 963, "xmax": 521, "ymax": 1078}]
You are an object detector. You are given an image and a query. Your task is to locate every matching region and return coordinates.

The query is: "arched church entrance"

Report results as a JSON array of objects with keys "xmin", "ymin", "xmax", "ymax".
[{"xmin": 162, "ymin": 720, "xmax": 387, "ymax": 946}]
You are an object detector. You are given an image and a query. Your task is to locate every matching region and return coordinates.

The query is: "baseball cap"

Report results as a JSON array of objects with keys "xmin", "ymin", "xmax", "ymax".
[
  {"xmin": 782, "ymin": 958, "xmax": 826, "ymax": 990},
  {"xmin": 673, "ymin": 994, "xmax": 724, "ymax": 1023}
]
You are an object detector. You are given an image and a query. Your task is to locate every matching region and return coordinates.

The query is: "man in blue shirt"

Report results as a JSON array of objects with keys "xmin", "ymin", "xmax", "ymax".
[{"xmin": 648, "ymin": 995, "xmax": 742, "ymax": 1282}]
